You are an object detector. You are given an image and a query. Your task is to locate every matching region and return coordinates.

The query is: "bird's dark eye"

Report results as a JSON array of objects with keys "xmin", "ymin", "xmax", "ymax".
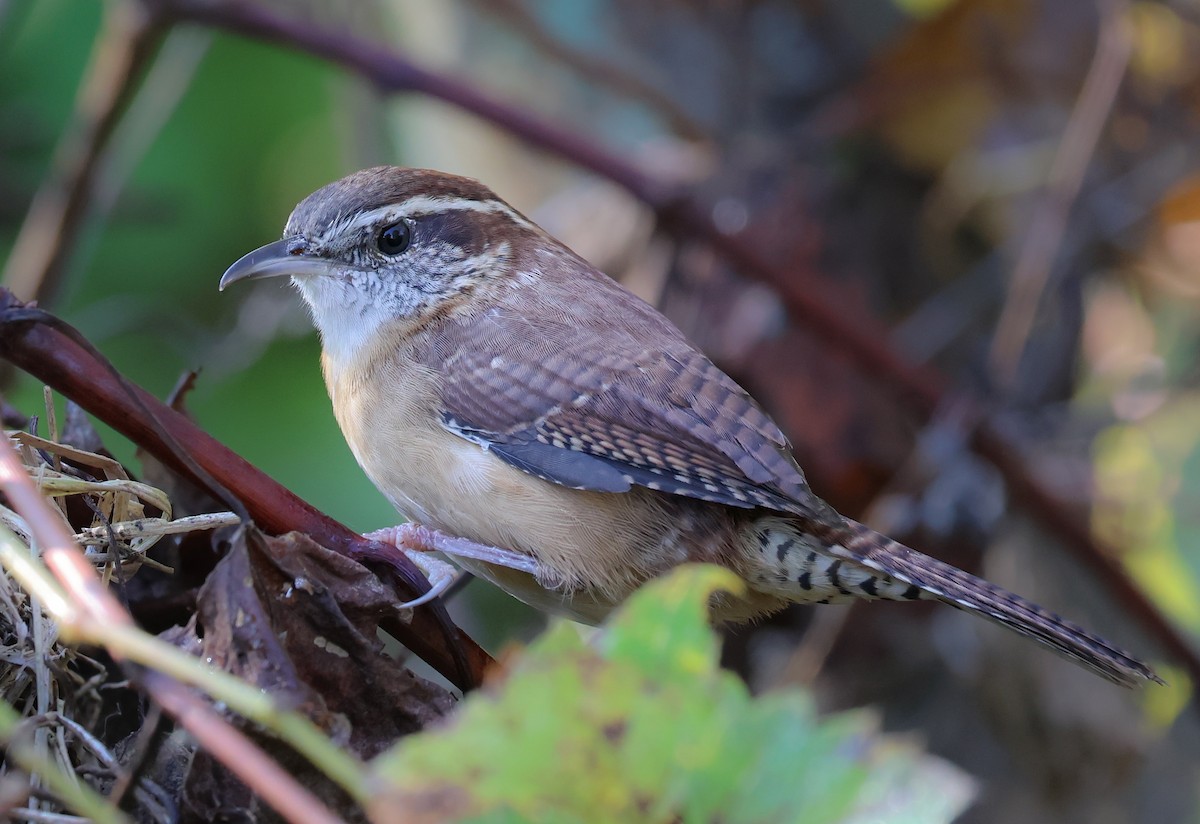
[{"xmin": 377, "ymin": 221, "xmax": 412, "ymax": 255}]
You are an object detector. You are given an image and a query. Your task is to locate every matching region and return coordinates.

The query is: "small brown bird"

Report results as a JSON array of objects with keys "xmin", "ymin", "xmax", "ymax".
[{"xmin": 221, "ymin": 166, "xmax": 1158, "ymax": 687}]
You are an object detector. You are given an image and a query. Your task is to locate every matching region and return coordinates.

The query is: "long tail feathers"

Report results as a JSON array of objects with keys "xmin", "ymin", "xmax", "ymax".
[{"xmin": 825, "ymin": 519, "xmax": 1162, "ymax": 688}]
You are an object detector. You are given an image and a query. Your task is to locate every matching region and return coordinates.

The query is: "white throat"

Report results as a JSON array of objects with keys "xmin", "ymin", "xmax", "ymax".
[{"xmin": 292, "ymin": 275, "xmax": 395, "ymax": 367}]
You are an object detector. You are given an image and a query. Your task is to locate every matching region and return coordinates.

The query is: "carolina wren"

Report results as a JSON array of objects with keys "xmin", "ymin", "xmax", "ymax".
[{"xmin": 221, "ymin": 166, "xmax": 1158, "ymax": 687}]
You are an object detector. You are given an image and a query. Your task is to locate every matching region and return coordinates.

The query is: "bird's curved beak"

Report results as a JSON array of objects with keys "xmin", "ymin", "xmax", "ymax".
[{"xmin": 218, "ymin": 239, "xmax": 341, "ymax": 291}]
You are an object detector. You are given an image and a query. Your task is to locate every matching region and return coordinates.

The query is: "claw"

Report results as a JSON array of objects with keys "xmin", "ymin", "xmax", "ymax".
[
  {"xmin": 363, "ymin": 523, "xmax": 540, "ymax": 610},
  {"xmin": 394, "ymin": 549, "xmax": 460, "ymax": 609}
]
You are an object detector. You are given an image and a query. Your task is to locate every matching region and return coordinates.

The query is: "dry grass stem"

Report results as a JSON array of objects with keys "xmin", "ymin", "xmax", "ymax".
[{"xmin": 0, "ymin": 405, "xmax": 304, "ymax": 821}]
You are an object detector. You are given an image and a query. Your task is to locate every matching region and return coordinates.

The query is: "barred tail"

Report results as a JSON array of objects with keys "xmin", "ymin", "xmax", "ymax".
[
  {"xmin": 749, "ymin": 517, "xmax": 1160, "ymax": 687},
  {"xmin": 826, "ymin": 519, "xmax": 1161, "ymax": 688}
]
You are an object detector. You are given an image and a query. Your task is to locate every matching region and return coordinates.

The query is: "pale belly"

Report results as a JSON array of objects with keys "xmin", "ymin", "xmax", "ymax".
[
  {"xmin": 366, "ymin": 438, "xmax": 627, "ymax": 623},
  {"xmin": 333, "ymin": 371, "xmax": 682, "ymax": 613}
]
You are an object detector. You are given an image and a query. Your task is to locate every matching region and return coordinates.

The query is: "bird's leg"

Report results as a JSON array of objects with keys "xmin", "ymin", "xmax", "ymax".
[{"xmin": 363, "ymin": 523, "xmax": 542, "ymax": 609}]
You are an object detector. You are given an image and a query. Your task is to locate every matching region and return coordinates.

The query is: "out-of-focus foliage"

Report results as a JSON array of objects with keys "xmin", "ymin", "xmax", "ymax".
[{"xmin": 369, "ymin": 565, "xmax": 973, "ymax": 824}]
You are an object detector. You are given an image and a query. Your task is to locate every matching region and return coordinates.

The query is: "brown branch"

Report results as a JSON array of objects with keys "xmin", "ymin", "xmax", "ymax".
[
  {"xmin": 0, "ymin": 434, "xmax": 346, "ymax": 824},
  {"xmin": 0, "ymin": 292, "xmax": 490, "ymax": 691},
  {"xmin": 1, "ymin": 1, "xmax": 164, "ymax": 305},
  {"xmin": 134, "ymin": 0, "xmax": 1200, "ymax": 681}
]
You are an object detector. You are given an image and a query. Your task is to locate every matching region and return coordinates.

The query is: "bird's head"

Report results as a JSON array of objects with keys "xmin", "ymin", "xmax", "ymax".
[{"xmin": 220, "ymin": 166, "xmax": 537, "ymax": 362}]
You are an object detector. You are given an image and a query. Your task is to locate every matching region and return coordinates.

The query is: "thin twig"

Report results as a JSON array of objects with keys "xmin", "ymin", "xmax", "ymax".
[
  {"xmin": 74, "ymin": 512, "xmax": 240, "ymax": 546},
  {"xmin": 90, "ymin": 26, "xmax": 212, "ymax": 231},
  {"xmin": 0, "ymin": 1, "xmax": 163, "ymax": 305},
  {"xmin": 989, "ymin": 0, "xmax": 1133, "ymax": 384},
  {"xmin": 9, "ymin": 810, "xmax": 97, "ymax": 824},
  {"xmin": 0, "ymin": 703, "xmax": 127, "ymax": 824},
  {"xmin": 778, "ymin": 606, "xmax": 854, "ymax": 688}
]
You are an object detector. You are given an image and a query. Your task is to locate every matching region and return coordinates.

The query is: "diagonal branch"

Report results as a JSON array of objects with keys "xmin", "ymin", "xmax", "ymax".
[{"xmin": 0, "ymin": 291, "xmax": 491, "ymax": 690}]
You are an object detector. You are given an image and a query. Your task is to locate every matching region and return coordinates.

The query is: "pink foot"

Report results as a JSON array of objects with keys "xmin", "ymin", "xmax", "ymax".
[{"xmin": 362, "ymin": 524, "xmax": 540, "ymax": 608}]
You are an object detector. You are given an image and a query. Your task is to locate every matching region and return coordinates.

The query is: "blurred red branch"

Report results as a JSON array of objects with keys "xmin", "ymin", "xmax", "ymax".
[
  {"xmin": 0, "ymin": 292, "xmax": 490, "ymax": 691},
  {"xmin": 144, "ymin": 0, "xmax": 1199, "ymax": 683}
]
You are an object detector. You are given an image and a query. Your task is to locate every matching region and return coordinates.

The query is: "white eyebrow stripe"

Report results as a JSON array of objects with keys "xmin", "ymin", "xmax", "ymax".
[{"xmin": 327, "ymin": 196, "xmax": 535, "ymax": 241}]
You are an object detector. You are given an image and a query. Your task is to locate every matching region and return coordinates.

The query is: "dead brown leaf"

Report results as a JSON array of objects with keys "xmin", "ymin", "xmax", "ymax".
[{"xmin": 176, "ymin": 526, "xmax": 456, "ymax": 822}]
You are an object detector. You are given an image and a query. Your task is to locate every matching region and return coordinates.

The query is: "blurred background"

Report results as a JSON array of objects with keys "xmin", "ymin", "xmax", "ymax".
[{"xmin": 3, "ymin": 0, "xmax": 1200, "ymax": 820}]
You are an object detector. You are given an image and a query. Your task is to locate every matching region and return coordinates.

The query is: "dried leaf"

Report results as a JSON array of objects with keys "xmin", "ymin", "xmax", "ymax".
[{"xmin": 182, "ymin": 526, "xmax": 455, "ymax": 821}]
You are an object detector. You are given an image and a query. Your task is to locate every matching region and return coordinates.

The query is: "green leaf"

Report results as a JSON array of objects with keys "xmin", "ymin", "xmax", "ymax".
[
  {"xmin": 599, "ymin": 563, "xmax": 740, "ymax": 681},
  {"xmin": 367, "ymin": 566, "xmax": 974, "ymax": 824}
]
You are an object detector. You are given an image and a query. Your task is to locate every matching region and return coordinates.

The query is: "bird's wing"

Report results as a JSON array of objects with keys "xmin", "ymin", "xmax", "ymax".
[{"xmin": 416, "ymin": 298, "xmax": 834, "ymax": 521}]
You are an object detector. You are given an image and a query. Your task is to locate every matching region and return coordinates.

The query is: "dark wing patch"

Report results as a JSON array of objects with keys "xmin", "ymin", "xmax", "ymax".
[
  {"xmin": 417, "ymin": 277, "xmax": 835, "ymax": 521},
  {"xmin": 446, "ymin": 416, "xmax": 633, "ymax": 492}
]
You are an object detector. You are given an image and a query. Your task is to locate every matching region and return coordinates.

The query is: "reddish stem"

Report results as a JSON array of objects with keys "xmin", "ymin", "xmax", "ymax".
[{"xmin": 0, "ymin": 294, "xmax": 490, "ymax": 690}]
